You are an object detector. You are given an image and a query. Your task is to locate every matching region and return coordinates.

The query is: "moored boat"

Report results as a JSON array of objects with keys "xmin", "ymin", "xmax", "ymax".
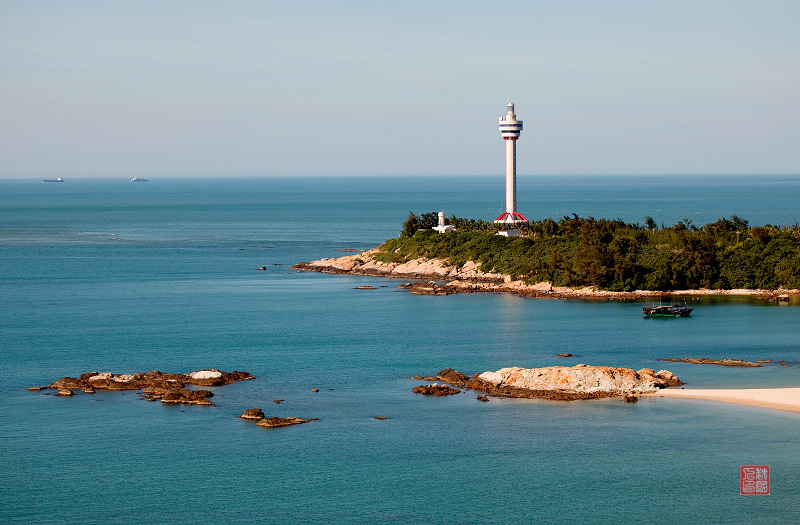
[{"xmin": 643, "ymin": 301, "xmax": 693, "ymax": 318}]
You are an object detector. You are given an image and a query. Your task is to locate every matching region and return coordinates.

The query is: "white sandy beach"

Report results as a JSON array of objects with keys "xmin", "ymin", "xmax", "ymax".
[{"xmin": 648, "ymin": 388, "xmax": 800, "ymax": 413}]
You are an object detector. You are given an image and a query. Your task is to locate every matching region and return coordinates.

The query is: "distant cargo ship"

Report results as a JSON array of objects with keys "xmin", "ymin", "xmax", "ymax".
[
  {"xmin": 42, "ymin": 177, "xmax": 64, "ymax": 183},
  {"xmin": 131, "ymin": 176, "xmax": 149, "ymax": 182}
]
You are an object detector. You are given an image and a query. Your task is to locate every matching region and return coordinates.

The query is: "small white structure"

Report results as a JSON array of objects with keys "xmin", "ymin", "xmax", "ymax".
[
  {"xmin": 432, "ymin": 211, "xmax": 454, "ymax": 233},
  {"xmin": 494, "ymin": 103, "xmax": 528, "ymax": 225}
]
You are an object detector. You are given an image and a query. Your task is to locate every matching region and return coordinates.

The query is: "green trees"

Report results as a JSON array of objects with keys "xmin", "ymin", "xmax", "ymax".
[
  {"xmin": 401, "ymin": 212, "xmax": 440, "ymax": 237},
  {"xmin": 379, "ymin": 214, "xmax": 800, "ymax": 291}
]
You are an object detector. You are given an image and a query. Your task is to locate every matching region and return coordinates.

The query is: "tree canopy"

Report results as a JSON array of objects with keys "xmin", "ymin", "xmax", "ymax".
[{"xmin": 374, "ymin": 214, "xmax": 800, "ymax": 291}]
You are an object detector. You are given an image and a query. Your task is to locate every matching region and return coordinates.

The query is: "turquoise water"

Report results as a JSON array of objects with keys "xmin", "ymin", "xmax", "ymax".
[{"xmin": 2, "ymin": 175, "xmax": 800, "ymax": 524}]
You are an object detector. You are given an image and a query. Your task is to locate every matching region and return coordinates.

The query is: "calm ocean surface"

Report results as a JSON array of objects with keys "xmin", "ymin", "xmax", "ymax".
[{"xmin": 2, "ymin": 175, "xmax": 800, "ymax": 524}]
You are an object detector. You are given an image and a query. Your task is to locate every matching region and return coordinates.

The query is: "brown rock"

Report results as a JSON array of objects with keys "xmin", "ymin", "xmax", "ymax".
[
  {"xmin": 185, "ymin": 369, "xmax": 255, "ymax": 387},
  {"xmin": 41, "ymin": 369, "xmax": 253, "ymax": 400},
  {"xmin": 412, "ymin": 384, "xmax": 461, "ymax": 396},
  {"xmin": 57, "ymin": 390, "xmax": 74, "ymax": 397},
  {"xmin": 49, "ymin": 377, "xmax": 88, "ymax": 390},
  {"xmin": 240, "ymin": 408, "xmax": 265, "ymax": 420},
  {"xmin": 556, "ymin": 353, "xmax": 573, "ymax": 358},
  {"xmin": 437, "ymin": 368, "xmax": 470, "ymax": 386},
  {"xmin": 652, "ymin": 369, "xmax": 683, "ymax": 387},
  {"xmin": 409, "ymin": 281, "xmax": 437, "ymax": 295},
  {"xmin": 255, "ymin": 417, "xmax": 315, "ymax": 428}
]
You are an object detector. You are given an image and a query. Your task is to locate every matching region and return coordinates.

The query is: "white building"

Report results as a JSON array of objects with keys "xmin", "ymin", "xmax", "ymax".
[{"xmin": 432, "ymin": 211, "xmax": 454, "ymax": 233}]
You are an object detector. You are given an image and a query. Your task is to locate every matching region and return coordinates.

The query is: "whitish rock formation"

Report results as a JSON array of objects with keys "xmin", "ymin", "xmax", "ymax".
[{"xmin": 477, "ymin": 365, "xmax": 681, "ymax": 396}]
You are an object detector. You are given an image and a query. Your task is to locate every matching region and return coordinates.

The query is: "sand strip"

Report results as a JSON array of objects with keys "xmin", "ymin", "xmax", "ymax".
[{"xmin": 646, "ymin": 388, "xmax": 800, "ymax": 413}]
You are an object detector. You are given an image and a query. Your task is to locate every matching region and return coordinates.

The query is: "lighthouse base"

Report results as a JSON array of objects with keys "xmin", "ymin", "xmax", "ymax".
[{"xmin": 493, "ymin": 212, "xmax": 528, "ymax": 224}]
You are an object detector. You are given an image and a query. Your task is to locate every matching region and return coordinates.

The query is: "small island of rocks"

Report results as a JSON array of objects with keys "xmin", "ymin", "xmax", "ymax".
[
  {"xmin": 29, "ymin": 369, "xmax": 254, "ymax": 406},
  {"xmin": 414, "ymin": 365, "xmax": 682, "ymax": 401}
]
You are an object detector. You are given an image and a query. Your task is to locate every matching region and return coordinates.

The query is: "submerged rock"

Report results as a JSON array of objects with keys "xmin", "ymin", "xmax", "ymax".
[{"xmin": 660, "ymin": 357, "xmax": 763, "ymax": 367}]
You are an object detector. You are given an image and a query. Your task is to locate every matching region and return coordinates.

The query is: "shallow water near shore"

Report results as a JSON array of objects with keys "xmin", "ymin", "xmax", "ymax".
[{"xmin": 2, "ymin": 175, "xmax": 800, "ymax": 524}]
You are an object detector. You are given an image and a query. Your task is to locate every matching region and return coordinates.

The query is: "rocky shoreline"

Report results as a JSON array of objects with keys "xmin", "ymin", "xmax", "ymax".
[
  {"xmin": 414, "ymin": 365, "xmax": 683, "ymax": 402},
  {"xmin": 291, "ymin": 250, "xmax": 799, "ymax": 301}
]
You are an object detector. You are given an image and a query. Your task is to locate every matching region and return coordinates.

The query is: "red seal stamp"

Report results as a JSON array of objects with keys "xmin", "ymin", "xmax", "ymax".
[{"xmin": 740, "ymin": 465, "xmax": 770, "ymax": 495}]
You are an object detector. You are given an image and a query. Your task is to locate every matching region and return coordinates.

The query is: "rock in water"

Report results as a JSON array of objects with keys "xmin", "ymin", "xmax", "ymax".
[
  {"xmin": 473, "ymin": 365, "xmax": 681, "ymax": 398},
  {"xmin": 255, "ymin": 417, "xmax": 314, "ymax": 428},
  {"xmin": 239, "ymin": 408, "xmax": 265, "ymax": 420},
  {"xmin": 436, "ymin": 369, "xmax": 470, "ymax": 386},
  {"xmin": 412, "ymin": 384, "xmax": 461, "ymax": 396},
  {"xmin": 38, "ymin": 369, "xmax": 254, "ymax": 406},
  {"xmin": 660, "ymin": 357, "xmax": 762, "ymax": 367}
]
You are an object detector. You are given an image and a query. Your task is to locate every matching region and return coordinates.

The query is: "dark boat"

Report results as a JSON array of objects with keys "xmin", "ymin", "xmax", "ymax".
[{"xmin": 643, "ymin": 301, "xmax": 693, "ymax": 318}]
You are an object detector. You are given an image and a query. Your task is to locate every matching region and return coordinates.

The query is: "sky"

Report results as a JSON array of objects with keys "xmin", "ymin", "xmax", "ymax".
[{"xmin": 1, "ymin": 0, "xmax": 799, "ymax": 178}]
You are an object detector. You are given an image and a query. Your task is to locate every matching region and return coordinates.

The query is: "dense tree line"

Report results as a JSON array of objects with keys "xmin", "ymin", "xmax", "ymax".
[{"xmin": 386, "ymin": 212, "xmax": 800, "ymax": 291}]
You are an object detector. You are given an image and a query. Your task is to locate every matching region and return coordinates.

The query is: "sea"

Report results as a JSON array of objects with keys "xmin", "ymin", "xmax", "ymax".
[{"xmin": 1, "ymin": 174, "xmax": 799, "ymax": 524}]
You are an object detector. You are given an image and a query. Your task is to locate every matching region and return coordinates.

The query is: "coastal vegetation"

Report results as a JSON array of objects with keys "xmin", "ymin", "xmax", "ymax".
[{"xmin": 372, "ymin": 213, "xmax": 800, "ymax": 291}]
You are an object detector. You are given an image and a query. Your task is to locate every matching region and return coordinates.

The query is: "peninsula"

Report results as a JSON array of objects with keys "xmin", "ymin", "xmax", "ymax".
[{"xmin": 292, "ymin": 213, "xmax": 800, "ymax": 299}]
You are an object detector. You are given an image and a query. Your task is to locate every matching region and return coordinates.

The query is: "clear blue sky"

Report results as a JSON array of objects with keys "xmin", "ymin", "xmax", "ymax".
[{"xmin": 1, "ymin": 0, "xmax": 798, "ymax": 178}]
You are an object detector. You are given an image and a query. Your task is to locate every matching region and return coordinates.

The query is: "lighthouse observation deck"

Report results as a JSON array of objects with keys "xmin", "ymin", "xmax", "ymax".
[{"xmin": 499, "ymin": 103, "xmax": 522, "ymax": 139}]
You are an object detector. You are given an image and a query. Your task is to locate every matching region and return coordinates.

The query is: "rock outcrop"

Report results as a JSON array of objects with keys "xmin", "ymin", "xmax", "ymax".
[
  {"xmin": 38, "ymin": 369, "xmax": 254, "ymax": 406},
  {"xmin": 412, "ymin": 384, "xmax": 461, "ymax": 396},
  {"xmin": 427, "ymin": 365, "xmax": 681, "ymax": 401},
  {"xmin": 239, "ymin": 408, "xmax": 265, "ymax": 420},
  {"xmin": 292, "ymin": 251, "xmax": 800, "ymax": 300},
  {"xmin": 472, "ymin": 365, "xmax": 681, "ymax": 396},
  {"xmin": 292, "ymin": 250, "xmax": 506, "ymax": 283},
  {"xmin": 255, "ymin": 417, "xmax": 316, "ymax": 428},
  {"xmin": 659, "ymin": 357, "xmax": 764, "ymax": 367},
  {"xmin": 142, "ymin": 387, "xmax": 214, "ymax": 405}
]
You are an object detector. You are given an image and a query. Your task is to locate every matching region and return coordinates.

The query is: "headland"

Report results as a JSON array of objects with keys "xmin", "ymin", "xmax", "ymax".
[{"xmin": 291, "ymin": 248, "xmax": 798, "ymax": 300}]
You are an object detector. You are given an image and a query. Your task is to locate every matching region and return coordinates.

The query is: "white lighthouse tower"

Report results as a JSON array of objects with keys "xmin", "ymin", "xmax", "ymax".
[{"xmin": 494, "ymin": 102, "xmax": 528, "ymax": 224}]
